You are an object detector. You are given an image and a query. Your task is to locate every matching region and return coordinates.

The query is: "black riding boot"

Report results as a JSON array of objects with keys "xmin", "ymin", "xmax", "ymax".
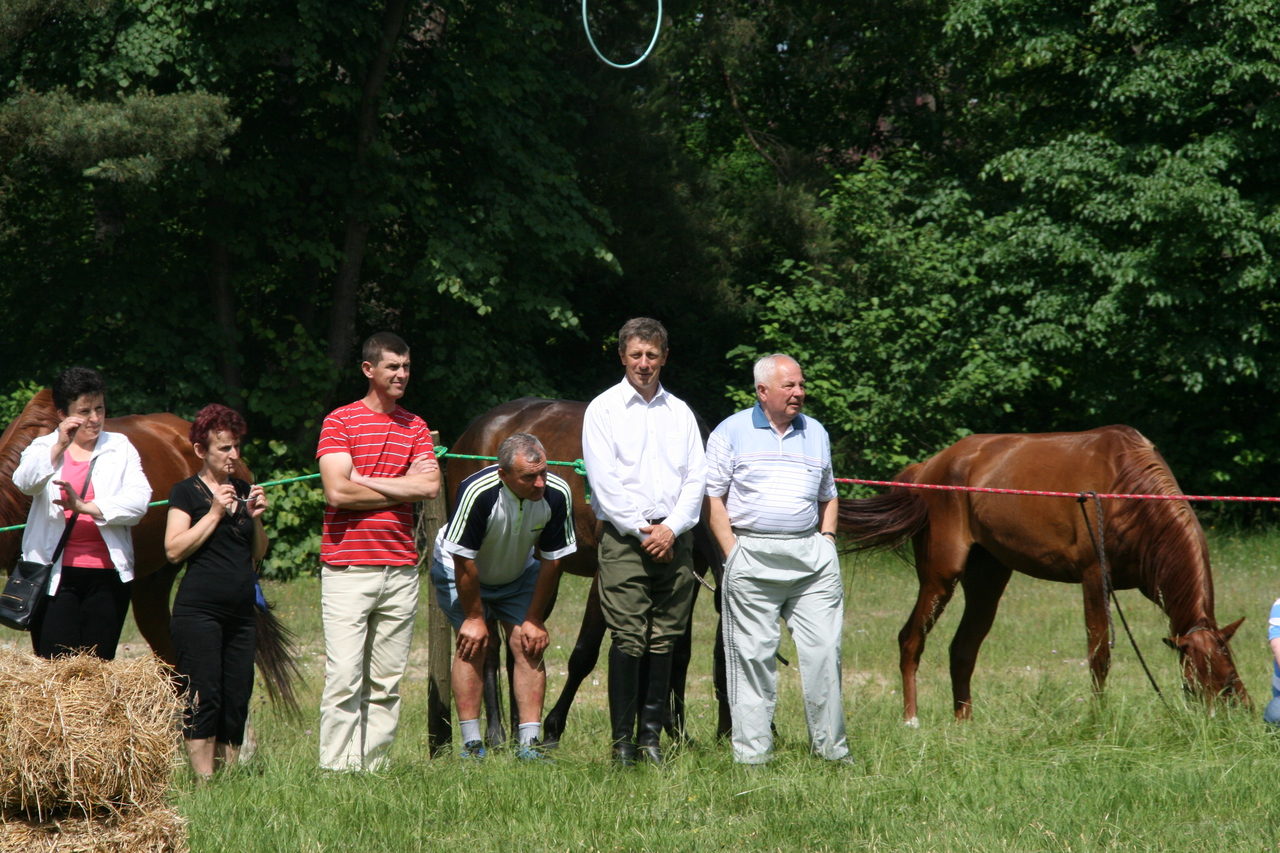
[
  {"xmin": 608, "ymin": 644, "xmax": 642, "ymax": 767},
  {"xmin": 637, "ymin": 651, "xmax": 674, "ymax": 766}
]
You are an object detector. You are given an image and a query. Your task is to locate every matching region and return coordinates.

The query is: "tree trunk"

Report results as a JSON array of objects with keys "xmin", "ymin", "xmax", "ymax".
[
  {"xmin": 208, "ymin": 229, "xmax": 243, "ymax": 410},
  {"xmin": 323, "ymin": 0, "xmax": 409, "ymax": 401}
]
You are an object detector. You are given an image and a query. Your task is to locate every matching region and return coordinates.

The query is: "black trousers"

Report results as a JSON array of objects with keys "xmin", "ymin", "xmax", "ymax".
[
  {"xmin": 171, "ymin": 607, "xmax": 257, "ymax": 744},
  {"xmin": 31, "ymin": 566, "xmax": 131, "ymax": 660}
]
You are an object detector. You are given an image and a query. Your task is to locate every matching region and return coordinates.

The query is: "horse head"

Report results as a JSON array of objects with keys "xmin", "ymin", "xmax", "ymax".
[{"xmin": 1163, "ymin": 618, "xmax": 1250, "ymax": 707}]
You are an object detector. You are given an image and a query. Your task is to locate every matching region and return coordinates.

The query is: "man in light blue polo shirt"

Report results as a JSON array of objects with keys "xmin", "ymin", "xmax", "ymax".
[{"xmin": 705, "ymin": 353, "xmax": 851, "ymax": 765}]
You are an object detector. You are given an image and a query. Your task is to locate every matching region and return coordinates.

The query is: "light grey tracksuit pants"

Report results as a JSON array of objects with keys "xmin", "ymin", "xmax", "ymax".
[{"xmin": 722, "ymin": 530, "xmax": 849, "ymax": 764}]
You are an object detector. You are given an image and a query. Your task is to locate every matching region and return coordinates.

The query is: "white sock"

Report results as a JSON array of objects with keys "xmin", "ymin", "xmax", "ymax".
[
  {"xmin": 460, "ymin": 719, "xmax": 482, "ymax": 744},
  {"xmin": 518, "ymin": 722, "xmax": 541, "ymax": 745}
]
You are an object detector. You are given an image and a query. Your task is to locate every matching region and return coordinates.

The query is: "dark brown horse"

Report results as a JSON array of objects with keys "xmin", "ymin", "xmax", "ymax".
[
  {"xmin": 444, "ymin": 397, "xmax": 729, "ymax": 747},
  {"xmin": 837, "ymin": 425, "xmax": 1248, "ymax": 724},
  {"xmin": 1, "ymin": 390, "xmax": 298, "ymax": 709}
]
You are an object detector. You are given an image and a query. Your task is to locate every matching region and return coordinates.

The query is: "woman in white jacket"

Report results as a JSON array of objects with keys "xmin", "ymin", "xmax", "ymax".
[{"xmin": 13, "ymin": 367, "xmax": 152, "ymax": 659}]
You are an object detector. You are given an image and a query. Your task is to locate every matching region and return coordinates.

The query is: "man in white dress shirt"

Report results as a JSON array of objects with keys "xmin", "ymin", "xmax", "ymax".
[{"xmin": 582, "ymin": 317, "xmax": 707, "ymax": 766}]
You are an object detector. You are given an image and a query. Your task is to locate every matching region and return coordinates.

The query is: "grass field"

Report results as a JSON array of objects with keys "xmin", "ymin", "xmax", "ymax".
[{"xmin": 6, "ymin": 528, "xmax": 1280, "ymax": 851}]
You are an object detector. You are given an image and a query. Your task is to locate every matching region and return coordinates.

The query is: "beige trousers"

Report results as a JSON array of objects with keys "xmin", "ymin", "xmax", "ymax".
[{"xmin": 318, "ymin": 564, "xmax": 419, "ymax": 771}]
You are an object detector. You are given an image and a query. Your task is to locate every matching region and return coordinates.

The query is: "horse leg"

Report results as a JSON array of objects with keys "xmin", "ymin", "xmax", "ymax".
[
  {"xmin": 1081, "ymin": 561, "xmax": 1111, "ymax": 695},
  {"xmin": 130, "ymin": 564, "xmax": 180, "ymax": 665},
  {"xmin": 714, "ymin": 615, "xmax": 731, "ymax": 738},
  {"xmin": 664, "ymin": 584, "xmax": 697, "ymax": 746},
  {"xmin": 542, "ymin": 576, "xmax": 606, "ymax": 749},
  {"xmin": 482, "ymin": 615, "xmax": 507, "ymax": 747},
  {"xmin": 506, "ymin": 622, "xmax": 521, "ymax": 744},
  {"xmin": 948, "ymin": 547, "xmax": 1013, "ymax": 720},
  {"xmin": 899, "ymin": 537, "xmax": 966, "ymax": 726}
]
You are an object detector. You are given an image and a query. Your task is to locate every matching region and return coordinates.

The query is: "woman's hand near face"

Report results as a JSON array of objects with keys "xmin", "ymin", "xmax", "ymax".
[
  {"xmin": 55, "ymin": 416, "xmax": 84, "ymax": 448},
  {"xmin": 50, "ymin": 416, "xmax": 84, "ymax": 464}
]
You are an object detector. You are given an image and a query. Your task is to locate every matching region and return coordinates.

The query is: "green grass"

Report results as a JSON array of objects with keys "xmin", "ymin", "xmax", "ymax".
[{"xmin": 7, "ymin": 528, "xmax": 1280, "ymax": 851}]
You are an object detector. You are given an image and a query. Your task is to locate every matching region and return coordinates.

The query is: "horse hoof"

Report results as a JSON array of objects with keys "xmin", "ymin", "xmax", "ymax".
[{"xmin": 904, "ymin": 717, "xmax": 920, "ymax": 728}]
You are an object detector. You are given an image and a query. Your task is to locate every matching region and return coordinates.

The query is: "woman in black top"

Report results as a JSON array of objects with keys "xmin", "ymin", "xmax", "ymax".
[{"xmin": 164, "ymin": 403, "xmax": 268, "ymax": 781}]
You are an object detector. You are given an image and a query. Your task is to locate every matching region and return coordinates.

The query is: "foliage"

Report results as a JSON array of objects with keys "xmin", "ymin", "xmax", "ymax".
[
  {"xmin": 0, "ymin": 380, "xmax": 42, "ymax": 428},
  {"xmin": 250, "ymin": 441, "xmax": 325, "ymax": 582},
  {"xmin": 0, "ymin": 0, "xmax": 622, "ymax": 443},
  {"xmin": 739, "ymin": 0, "xmax": 1280, "ymax": 501},
  {"xmin": 0, "ymin": 88, "xmax": 236, "ymax": 181},
  {"xmin": 731, "ymin": 157, "xmax": 1040, "ymax": 484}
]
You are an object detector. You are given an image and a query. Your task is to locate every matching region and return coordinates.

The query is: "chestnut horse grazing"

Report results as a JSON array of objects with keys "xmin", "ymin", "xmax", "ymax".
[
  {"xmin": 445, "ymin": 397, "xmax": 728, "ymax": 748},
  {"xmin": 837, "ymin": 425, "xmax": 1248, "ymax": 725},
  {"xmin": 0, "ymin": 390, "xmax": 299, "ymax": 710}
]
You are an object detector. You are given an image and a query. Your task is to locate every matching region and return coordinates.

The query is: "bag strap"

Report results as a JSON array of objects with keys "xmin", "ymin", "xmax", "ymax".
[{"xmin": 50, "ymin": 454, "xmax": 99, "ymax": 565}]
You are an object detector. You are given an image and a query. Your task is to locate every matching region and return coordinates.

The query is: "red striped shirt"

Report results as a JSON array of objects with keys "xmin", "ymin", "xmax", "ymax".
[{"xmin": 316, "ymin": 401, "xmax": 435, "ymax": 566}]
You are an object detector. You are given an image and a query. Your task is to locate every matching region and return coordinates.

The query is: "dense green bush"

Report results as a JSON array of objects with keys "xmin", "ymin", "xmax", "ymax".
[{"xmin": 250, "ymin": 441, "xmax": 325, "ymax": 582}]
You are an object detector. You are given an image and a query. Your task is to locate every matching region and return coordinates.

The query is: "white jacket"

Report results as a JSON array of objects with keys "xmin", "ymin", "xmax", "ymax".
[{"xmin": 13, "ymin": 430, "xmax": 152, "ymax": 595}]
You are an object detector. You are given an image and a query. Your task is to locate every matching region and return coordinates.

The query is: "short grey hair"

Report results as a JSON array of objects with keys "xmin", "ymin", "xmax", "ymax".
[
  {"xmin": 753, "ymin": 353, "xmax": 799, "ymax": 387},
  {"xmin": 498, "ymin": 433, "xmax": 546, "ymax": 471},
  {"xmin": 617, "ymin": 317, "xmax": 668, "ymax": 353}
]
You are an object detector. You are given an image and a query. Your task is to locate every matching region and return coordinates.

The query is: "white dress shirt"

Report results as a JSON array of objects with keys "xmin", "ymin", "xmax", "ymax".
[{"xmin": 582, "ymin": 377, "xmax": 707, "ymax": 542}]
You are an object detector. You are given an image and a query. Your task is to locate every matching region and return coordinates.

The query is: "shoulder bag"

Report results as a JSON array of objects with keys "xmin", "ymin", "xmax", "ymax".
[{"xmin": 0, "ymin": 456, "xmax": 98, "ymax": 631}]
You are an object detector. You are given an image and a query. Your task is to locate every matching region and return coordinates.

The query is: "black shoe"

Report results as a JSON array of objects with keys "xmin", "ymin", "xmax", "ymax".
[
  {"xmin": 613, "ymin": 741, "xmax": 637, "ymax": 768},
  {"xmin": 637, "ymin": 744, "xmax": 663, "ymax": 766},
  {"xmin": 608, "ymin": 644, "xmax": 642, "ymax": 767}
]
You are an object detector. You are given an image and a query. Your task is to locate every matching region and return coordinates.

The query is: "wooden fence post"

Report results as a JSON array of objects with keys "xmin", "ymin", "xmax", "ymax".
[{"xmin": 416, "ymin": 430, "xmax": 452, "ymax": 756}]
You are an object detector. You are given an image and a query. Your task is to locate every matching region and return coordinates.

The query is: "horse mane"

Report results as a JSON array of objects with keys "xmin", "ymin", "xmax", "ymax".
[
  {"xmin": 0, "ymin": 389, "xmax": 58, "ymax": 529},
  {"xmin": 1106, "ymin": 428, "xmax": 1214, "ymax": 630}
]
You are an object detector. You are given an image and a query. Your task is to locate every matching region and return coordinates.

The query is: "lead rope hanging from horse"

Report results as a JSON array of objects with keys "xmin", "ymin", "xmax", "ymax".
[{"xmin": 1077, "ymin": 491, "xmax": 1168, "ymax": 705}]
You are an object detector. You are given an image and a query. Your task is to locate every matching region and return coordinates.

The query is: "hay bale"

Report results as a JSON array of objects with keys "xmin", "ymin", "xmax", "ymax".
[
  {"xmin": 0, "ymin": 805, "xmax": 188, "ymax": 853},
  {"xmin": 0, "ymin": 648, "xmax": 183, "ymax": 818}
]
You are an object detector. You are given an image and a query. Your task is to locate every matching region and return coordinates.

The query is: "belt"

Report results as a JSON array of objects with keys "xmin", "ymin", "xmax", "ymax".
[
  {"xmin": 731, "ymin": 527, "xmax": 817, "ymax": 540},
  {"xmin": 647, "ymin": 516, "xmax": 667, "ymax": 525}
]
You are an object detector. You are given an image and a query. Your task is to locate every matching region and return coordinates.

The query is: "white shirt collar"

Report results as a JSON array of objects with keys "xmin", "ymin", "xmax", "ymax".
[{"xmin": 618, "ymin": 376, "xmax": 668, "ymax": 407}]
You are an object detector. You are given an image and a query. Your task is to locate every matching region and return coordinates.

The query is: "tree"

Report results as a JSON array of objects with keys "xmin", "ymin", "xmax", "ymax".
[
  {"xmin": 741, "ymin": 0, "xmax": 1280, "ymax": 499},
  {"xmin": 0, "ymin": 0, "xmax": 619, "ymax": 442}
]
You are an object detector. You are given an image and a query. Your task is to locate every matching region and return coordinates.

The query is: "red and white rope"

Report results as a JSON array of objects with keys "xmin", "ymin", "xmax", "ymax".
[{"xmin": 834, "ymin": 478, "xmax": 1280, "ymax": 503}]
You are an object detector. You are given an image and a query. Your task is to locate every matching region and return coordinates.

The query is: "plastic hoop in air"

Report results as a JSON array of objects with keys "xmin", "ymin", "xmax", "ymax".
[{"xmin": 582, "ymin": 0, "xmax": 662, "ymax": 70}]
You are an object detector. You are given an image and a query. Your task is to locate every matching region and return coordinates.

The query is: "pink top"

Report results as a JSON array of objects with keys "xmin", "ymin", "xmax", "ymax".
[{"xmin": 59, "ymin": 455, "xmax": 114, "ymax": 569}]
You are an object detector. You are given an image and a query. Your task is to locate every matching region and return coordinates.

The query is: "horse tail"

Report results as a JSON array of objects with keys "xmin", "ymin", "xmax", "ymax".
[
  {"xmin": 255, "ymin": 598, "xmax": 304, "ymax": 718},
  {"xmin": 837, "ymin": 463, "xmax": 930, "ymax": 552}
]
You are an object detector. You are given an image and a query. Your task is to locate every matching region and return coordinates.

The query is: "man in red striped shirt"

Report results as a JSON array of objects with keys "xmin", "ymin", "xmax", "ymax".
[{"xmin": 316, "ymin": 331, "xmax": 441, "ymax": 771}]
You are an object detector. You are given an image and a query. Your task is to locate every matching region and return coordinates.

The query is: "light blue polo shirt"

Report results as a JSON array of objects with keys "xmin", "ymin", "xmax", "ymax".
[{"xmin": 705, "ymin": 404, "xmax": 838, "ymax": 533}]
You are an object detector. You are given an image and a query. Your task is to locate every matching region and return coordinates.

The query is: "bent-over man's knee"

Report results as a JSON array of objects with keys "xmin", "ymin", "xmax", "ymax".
[{"xmin": 1264, "ymin": 696, "xmax": 1280, "ymax": 727}]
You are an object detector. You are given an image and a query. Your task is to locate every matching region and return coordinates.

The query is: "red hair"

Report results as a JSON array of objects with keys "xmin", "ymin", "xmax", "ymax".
[{"xmin": 189, "ymin": 403, "xmax": 248, "ymax": 447}]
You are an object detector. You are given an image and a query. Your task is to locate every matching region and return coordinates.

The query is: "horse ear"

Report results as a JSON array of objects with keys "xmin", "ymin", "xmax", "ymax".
[
  {"xmin": 1163, "ymin": 636, "xmax": 1180, "ymax": 651},
  {"xmin": 1219, "ymin": 617, "xmax": 1245, "ymax": 642}
]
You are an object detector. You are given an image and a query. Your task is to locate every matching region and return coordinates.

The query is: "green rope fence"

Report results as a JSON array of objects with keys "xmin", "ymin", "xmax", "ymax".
[{"xmin": 0, "ymin": 447, "xmax": 592, "ymax": 534}]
